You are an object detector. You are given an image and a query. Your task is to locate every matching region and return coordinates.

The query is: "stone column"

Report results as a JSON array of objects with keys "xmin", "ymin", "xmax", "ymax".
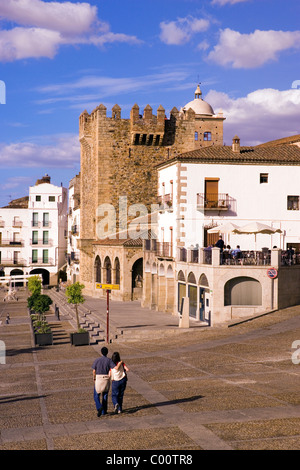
[{"xmin": 212, "ymin": 247, "xmax": 220, "ymax": 266}]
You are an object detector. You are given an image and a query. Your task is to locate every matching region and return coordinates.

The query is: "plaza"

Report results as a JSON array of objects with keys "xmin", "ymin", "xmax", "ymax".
[{"xmin": 1, "ymin": 289, "xmax": 300, "ymax": 451}]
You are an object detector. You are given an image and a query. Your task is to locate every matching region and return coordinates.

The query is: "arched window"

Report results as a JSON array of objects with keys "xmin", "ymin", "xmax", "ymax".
[
  {"xmin": 104, "ymin": 256, "xmax": 112, "ymax": 284},
  {"xmin": 204, "ymin": 131, "xmax": 212, "ymax": 141},
  {"xmin": 114, "ymin": 257, "xmax": 120, "ymax": 285},
  {"xmin": 187, "ymin": 272, "xmax": 197, "ymax": 284},
  {"xmin": 224, "ymin": 277, "xmax": 262, "ymax": 306},
  {"xmin": 95, "ymin": 256, "xmax": 101, "ymax": 283},
  {"xmin": 199, "ymin": 273, "xmax": 209, "ymax": 287}
]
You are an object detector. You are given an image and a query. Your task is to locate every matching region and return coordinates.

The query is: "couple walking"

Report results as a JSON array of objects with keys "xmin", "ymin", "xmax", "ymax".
[{"xmin": 92, "ymin": 347, "xmax": 129, "ymax": 417}]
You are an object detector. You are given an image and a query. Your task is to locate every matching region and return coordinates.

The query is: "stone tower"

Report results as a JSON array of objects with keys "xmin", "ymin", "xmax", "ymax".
[{"xmin": 78, "ymin": 88, "xmax": 225, "ymax": 291}]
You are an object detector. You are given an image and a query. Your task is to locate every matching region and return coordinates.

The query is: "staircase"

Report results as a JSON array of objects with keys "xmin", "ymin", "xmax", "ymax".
[{"xmin": 47, "ymin": 288, "xmax": 123, "ymax": 345}]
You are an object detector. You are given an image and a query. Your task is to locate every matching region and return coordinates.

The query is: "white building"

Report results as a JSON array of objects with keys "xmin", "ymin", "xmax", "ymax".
[
  {"xmin": 156, "ymin": 135, "xmax": 300, "ymax": 252},
  {"xmin": 66, "ymin": 174, "xmax": 80, "ymax": 283},
  {"xmin": 143, "ymin": 134, "xmax": 300, "ymax": 324},
  {"xmin": 0, "ymin": 175, "xmax": 68, "ymax": 285}
]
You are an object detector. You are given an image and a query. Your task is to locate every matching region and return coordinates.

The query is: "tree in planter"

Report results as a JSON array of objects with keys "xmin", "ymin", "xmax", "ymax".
[
  {"xmin": 28, "ymin": 275, "xmax": 42, "ymax": 296},
  {"xmin": 32, "ymin": 294, "xmax": 53, "ymax": 322},
  {"xmin": 27, "ymin": 275, "xmax": 43, "ymax": 313},
  {"xmin": 65, "ymin": 282, "xmax": 85, "ymax": 332}
]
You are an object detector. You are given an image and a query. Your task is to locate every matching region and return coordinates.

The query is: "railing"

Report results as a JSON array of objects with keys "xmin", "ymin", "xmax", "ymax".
[
  {"xmin": 0, "ymin": 239, "xmax": 24, "ymax": 246},
  {"xmin": 203, "ymin": 249, "xmax": 212, "ymax": 265},
  {"xmin": 30, "ymin": 239, "xmax": 53, "ymax": 246},
  {"xmin": 0, "ymin": 258, "xmax": 26, "ymax": 266},
  {"xmin": 222, "ymin": 250, "xmax": 271, "ymax": 266},
  {"xmin": 197, "ymin": 193, "xmax": 236, "ymax": 212},
  {"xmin": 178, "ymin": 247, "xmax": 187, "ymax": 262},
  {"xmin": 156, "ymin": 242, "xmax": 173, "ymax": 258},
  {"xmin": 281, "ymin": 251, "xmax": 300, "ymax": 266},
  {"xmin": 29, "ymin": 257, "xmax": 54, "ymax": 265},
  {"xmin": 157, "ymin": 193, "xmax": 173, "ymax": 210}
]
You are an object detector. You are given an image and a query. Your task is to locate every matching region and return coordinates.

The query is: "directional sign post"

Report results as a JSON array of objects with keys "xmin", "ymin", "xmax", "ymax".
[{"xmin": 96, "ymin": 283, "xmax": 120, "ymax": 343}]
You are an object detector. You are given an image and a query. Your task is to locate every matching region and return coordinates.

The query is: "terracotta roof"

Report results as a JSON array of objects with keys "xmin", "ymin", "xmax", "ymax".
[
  {"xmin": 2, "ymin": 196, "xmax": 29, "ymax": 208},
  {"xmin": 92, "ymin": 229, "xmax": 157, "ymax": 247},
  {"xmin": 256, "ymin": 134, "xmax": 300, "ymax": 147},
  {"xmin": 156, "ymin": 143, "xmax": 300, "ymax": 167}
]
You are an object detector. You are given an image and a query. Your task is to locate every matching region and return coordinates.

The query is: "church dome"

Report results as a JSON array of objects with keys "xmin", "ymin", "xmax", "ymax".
[{"xmin": 181, "ymin": 84, "xmax": 214, "ymax": 116}]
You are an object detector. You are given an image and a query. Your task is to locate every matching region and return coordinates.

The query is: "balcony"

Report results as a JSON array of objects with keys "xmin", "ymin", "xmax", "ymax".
[
  {"xmin": 70, "ymin": 225, "xmax": 79, "ymax": 235},
  {"xmin": 0, "ymin": 239, "xmax": 24, "ymax": 247},
  {"xmin": 157, "ymin": 194, "xmax": 173, "ymax": 212},
  {"xmin": 29, "ymin": 257, "xmax": 54, "ymax": 266},
  {"xmin": 197, "ymin": 193, "xmax": 236, "ymax": 212},
  {"xmin": 144, "ymin": 240, "xmax": 173, "ymax": 258},
  {"xmin": 0, "ymin": 258, "xmax": 26, "ymax": 266},
  {"xmin": 12, "ymin": 220, "xmax": 23, "ymax": 228},
  {"xmin": 30, "ymin": 239, "xmax": 53, "ymax": 246}
]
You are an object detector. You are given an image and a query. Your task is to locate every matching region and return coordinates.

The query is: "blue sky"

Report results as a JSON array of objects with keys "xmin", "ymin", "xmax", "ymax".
[{"xmin": 0, "ymin": 0, "xmax": 299, "ymax": 206}]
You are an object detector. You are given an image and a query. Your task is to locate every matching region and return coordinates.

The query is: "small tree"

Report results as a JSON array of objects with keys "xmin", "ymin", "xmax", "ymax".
[
  {"xmin": 28, "ymin": 276, "xmax": 42, "ymax": 296},
  {"xmin": 65, "ymin": 282, "xmax": 85, "ymax": 332},
  {"xmin": 32, "ymin": 294, "xmax": 53, "ymax": 321}
]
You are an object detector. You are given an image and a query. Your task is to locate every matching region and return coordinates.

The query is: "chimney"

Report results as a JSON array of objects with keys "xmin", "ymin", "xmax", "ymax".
[{"xmin": 232, "ymin": 135, "xmax": 240, "ymax": 153}]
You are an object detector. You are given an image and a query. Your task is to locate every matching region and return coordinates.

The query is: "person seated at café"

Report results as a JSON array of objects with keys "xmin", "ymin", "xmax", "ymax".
[
  {"xmin": 231, "ymin": 245, "xmax": 242, "ymax": 261},
  {"xmin": 223, "ymin": 245, "xmax": 231, "ymax": 264}
]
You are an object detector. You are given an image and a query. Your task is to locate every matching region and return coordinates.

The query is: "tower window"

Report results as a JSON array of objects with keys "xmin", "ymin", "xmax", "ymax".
[
  {"xmin": 260, "ymin": 173, "xmax": 268, "ymax": 184},
  {"xmin": 195, "ymin": 131, "xmax": 198, "ymax": 141},
  {"xmin": 204, "ymin": 132, "xmax": 212, "ymax": 141},
  {"xmin": 287, "ymin": 196, "xmax": 299, "ymax": 210}
]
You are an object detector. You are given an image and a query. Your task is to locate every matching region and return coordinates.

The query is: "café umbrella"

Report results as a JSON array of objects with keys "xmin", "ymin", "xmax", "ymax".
[
  {"xmin": 207, "ymin": 222, "xmax": 241, "ymax": 244},
  {"xmin": 233, "ymin": 222, "xmax": 282, "ymax": 249}
]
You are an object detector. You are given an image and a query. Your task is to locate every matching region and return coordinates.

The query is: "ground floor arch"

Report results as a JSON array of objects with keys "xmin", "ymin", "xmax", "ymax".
[
  {"xmin": 132, "ymin": 257, "xmax": 143, "ymax": 300},
  {"xmin": 30, "ymin": 268, "xmax": 50, "ymax": 286},
  {"xmin": 224, "ymin": 276, "xmax": 262, "ymax": 306},
  {"xmin": 10, "ymin": 269, "xmax": 24, "ymax": 287}
]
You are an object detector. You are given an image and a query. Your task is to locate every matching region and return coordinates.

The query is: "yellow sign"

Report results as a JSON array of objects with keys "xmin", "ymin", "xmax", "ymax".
[{"xmin": 96, "ymin": 283, "xmax": 120, "ymax": 290}]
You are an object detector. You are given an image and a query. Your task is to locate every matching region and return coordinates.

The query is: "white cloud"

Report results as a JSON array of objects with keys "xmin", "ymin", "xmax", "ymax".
[
  {"xmin": 160, "ymin": 16, "xmax": 210, "ymax": 45},
  {"xmin": 0, "ymin": 27, "xmax": 63, "ymax": 61},
  {"xmin": 206, "ymin": 88, "xmax": 300, "ymax": 145},
  {"xmin": 0, "ymin": 0, "xmax": 98, "ymax": 34},
  {"xmin": 2, "ymin": 176, "xmax": 32, "ymax": 190},
  {"xmin": 36, "ymin": 71, "xmax": 190, "ymax": 105},
  {"xmin": 0, "ymin": 0, "xmax": 141, "ymax": 61},
  {"xmin": 211, "ymin": 0, "xmax": 249, "ymax": 5},
  {"xmin": 0, "ymin": 134, "xmax": 80, "ymax": 167},
  {"xmin": 208, "ymin": 28, "xmax": 300, "ymax": 68}
]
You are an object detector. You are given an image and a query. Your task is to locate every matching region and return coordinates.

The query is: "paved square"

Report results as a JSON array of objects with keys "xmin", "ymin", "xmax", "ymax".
[{"xmin": 1, "ymin": 291, "xmax": 300, "ymax": 451}]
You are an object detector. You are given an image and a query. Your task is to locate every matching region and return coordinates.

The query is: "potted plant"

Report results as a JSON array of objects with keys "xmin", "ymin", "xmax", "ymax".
[
  {"xmin": 28, "ymin": 292, "xmax": 53, "ymax": 346},
  {"xmin": 66, "ymin": 282, "xmax": 89, "ymax": 346}
]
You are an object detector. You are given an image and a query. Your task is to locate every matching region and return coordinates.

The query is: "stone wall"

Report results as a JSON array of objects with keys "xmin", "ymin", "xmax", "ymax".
[{"xmin": 79, "ymin": 103, "xmax": 224, "ymax": 290}]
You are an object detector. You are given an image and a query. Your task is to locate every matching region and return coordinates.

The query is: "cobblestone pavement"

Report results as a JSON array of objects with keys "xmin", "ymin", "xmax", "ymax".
[{"xmin": 1, "ymin": 290, "xmax": 300, "ymax": 452}]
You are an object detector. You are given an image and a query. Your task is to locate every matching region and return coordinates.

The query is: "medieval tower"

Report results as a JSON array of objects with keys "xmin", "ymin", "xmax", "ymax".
[{"xmin": 78, "ymin": 86, "xmax": 225, "ymax": 294}]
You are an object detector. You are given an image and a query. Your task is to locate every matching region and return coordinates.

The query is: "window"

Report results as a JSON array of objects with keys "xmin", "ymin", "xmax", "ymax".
[
  {"xmin": 49, "ymin": 196, "xmax": 55, "ymax": 202},
  {"xmin": 204, "ymin": 132, "xmax": 212, "ymax": 141},
  {"xmin": 32, "ymin": 212, "xmax": 38, "ymax": 227},
  {"xmin": 32, "ymin": 231, "xmax": 38, "ymax": 245},
  {"xmin": 43, "ymin": 249, "xmax": 49, "ymax": 264},
  {"xmin": 287, "ymin": 196, "xmax": 299, "ymax": 210},
  {"xmin": 43, "ymin": 212, "xmax": 49, "ymax": 227},
  {"xmin": 260, "ymin": 173, "xmax": 268, "ymax": 183},
  {"xmin": 32, "ymin": 249, "xmax": 38, "ymax": 263},
  {"xmin": 36, "ymin": 195, "xmax": 41, "ymax": 201},
  {"xmin": 43, "ymin": 231, "xmax": 49, "ymax": 245},
  {"xmin": 195, "ymin": 131, "xmax": 198, "ymax": 141}
]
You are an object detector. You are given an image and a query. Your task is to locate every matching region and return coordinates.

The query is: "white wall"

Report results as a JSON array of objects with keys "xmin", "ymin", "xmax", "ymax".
[{"xmin": 158, "ymin": 162, "xmax": 300, "ymax": 251}]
